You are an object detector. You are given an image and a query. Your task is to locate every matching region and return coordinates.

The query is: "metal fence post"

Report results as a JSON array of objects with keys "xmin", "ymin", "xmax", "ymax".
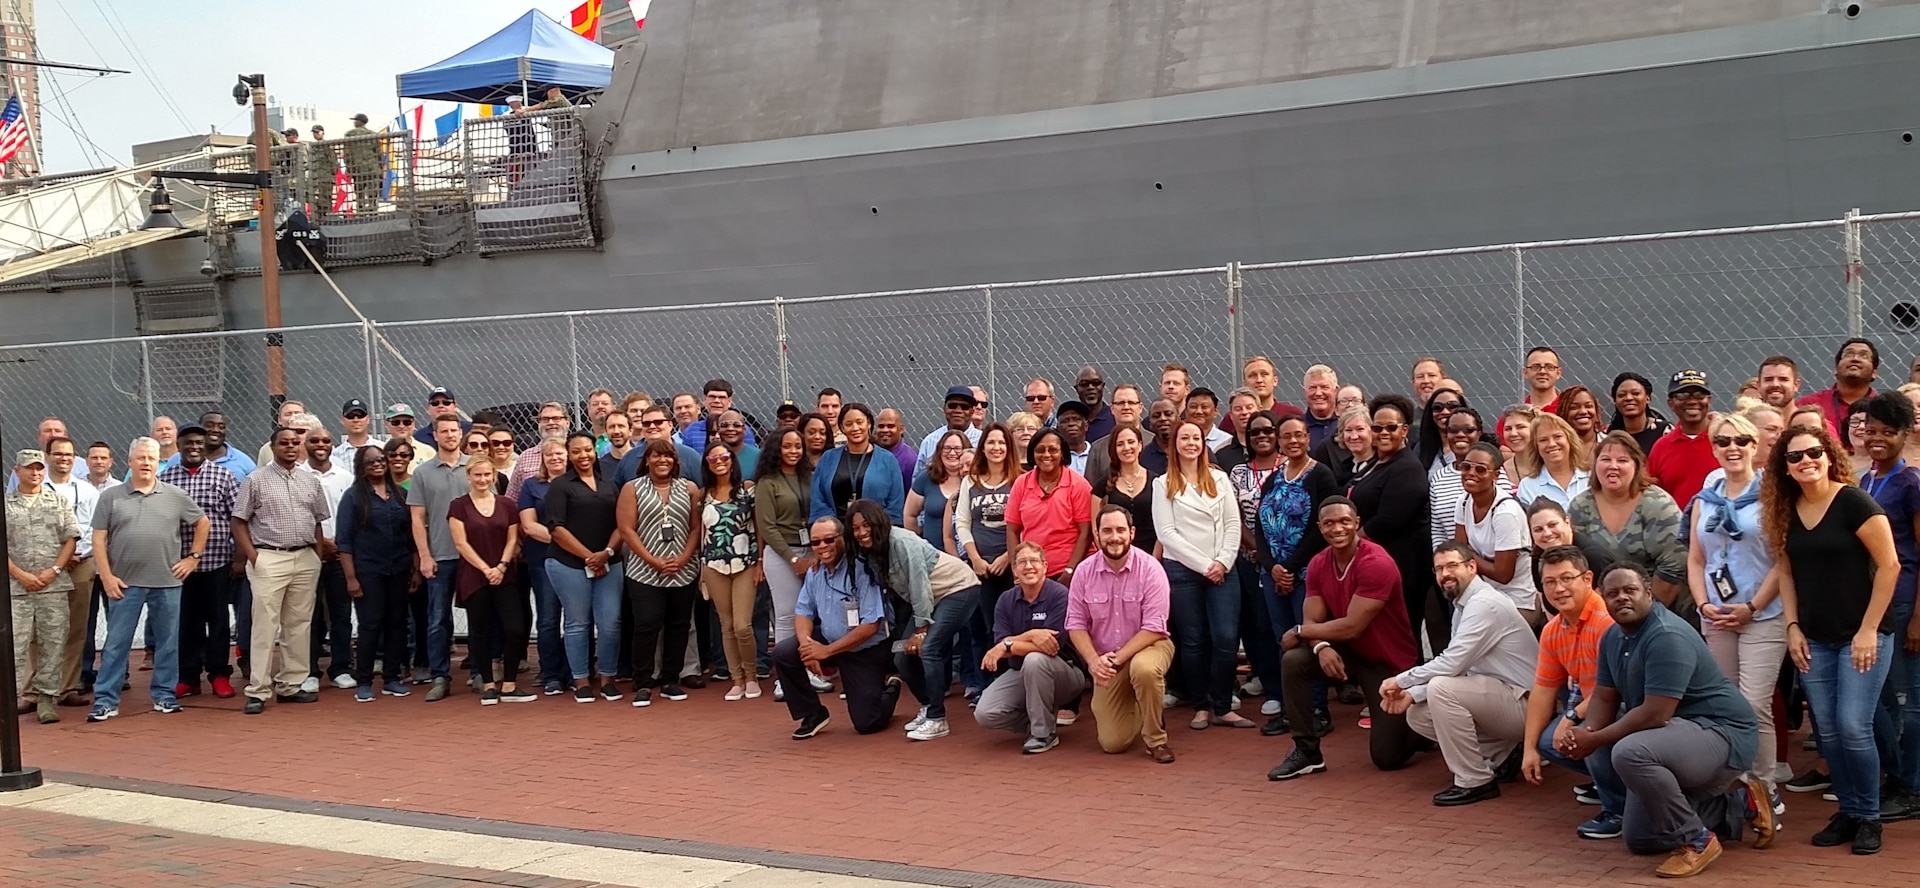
[
  {"xmin": 1512, "ymin": 246, "xmax": 1526, "ymax": 402},
  {"xmin": 368, "ymin": 320, "xmax": 385, "ymax": 409},
  {"xmin": 983, "ymin": 285, "xmax": 996, "ymax": 408},
  {"xmin": 361, "ymin": 320, "xmax": 376, "ymax": 403},
  {"xmin": 140, "ymin": 338, "xmax": 155, "ymax": 422},
  {"xmin": 567, "ymin": 313, "xmax": 583, "ymax": 421},
  {"xmin": 1227, "ymin": 262, "xmax": 1243, "ymax": 372},
  {"xmin": 774, "ymin": 296, "xmax": 790, "ymax": 402},
  {"xmin": 1845, "ymin": 207, "xmax": 1864, "ymax": 338}
]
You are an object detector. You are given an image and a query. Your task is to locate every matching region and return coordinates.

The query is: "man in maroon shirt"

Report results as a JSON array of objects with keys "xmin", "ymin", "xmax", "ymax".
[
  {"xmin": 1647, "ymin": 370, "xmax": 1717, "ymax": 509},
  {"xmin": 1268, "ymin": 497, "xmax": 1425, "ymax": 780},
  {"xmin": 1796, "ymin": 338, "xmax": 1878, "ymax": 434}
]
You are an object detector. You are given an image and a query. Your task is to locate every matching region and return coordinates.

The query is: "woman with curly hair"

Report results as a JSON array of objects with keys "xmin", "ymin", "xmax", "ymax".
[
  {"xmin": 1552, "ymin": 385, "xmax": 1605, "ymax": 453},
  {"xmin": 1764, "ymin": 420, "xmax": 1900, "ymax": 854}
]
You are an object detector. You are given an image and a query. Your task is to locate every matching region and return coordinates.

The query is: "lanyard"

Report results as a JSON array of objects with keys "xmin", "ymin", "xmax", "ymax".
[{"xmin": 1864, "ymin": 460, "xmax": 1905, "ymax": 499}]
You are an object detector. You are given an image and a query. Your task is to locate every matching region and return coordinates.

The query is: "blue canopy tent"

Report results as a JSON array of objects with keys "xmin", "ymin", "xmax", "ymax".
[{"xmin": 395, "ymin": 10, "xmax": 614, "ymax": 103}]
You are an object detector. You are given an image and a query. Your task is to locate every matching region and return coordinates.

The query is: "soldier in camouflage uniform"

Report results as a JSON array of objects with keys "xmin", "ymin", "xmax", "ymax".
[
  {"xmin": 342, "ymin": 113, "xmax": 384, "ymax": 216},
  {"xmin": 7, "ymin": 449, "xmax": 79, "ymax": 725},
  {"xmin": 305, "ymin": 125, "xmax": 336, "ymax": 219}
]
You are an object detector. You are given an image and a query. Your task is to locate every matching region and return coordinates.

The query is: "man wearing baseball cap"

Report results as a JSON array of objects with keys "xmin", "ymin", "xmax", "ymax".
[
  {"xmin": 8, "ymin": 448, "xmax": 80, "ymax": 724},
  {"xmin": 414, "ymin": 386, "xmax": 469, "ymax": 447},
  {"xmin": 333, "ymin": 399, "xmax": 386, "ymax": 466},
  {"xmin": 915, "ymin": 385, "xmax": 984, "ymax": 475},
  {"xmin": 383, "ymin": 404, "xmax": 428, "ymax": 472},
  {"xmin": 1647, "ymin": 370, "xmax": 1717, "ymax": 508}
]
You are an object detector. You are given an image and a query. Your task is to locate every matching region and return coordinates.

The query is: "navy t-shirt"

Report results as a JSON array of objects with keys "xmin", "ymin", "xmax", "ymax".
[
  {"xmin": 1861, "ymin": 463, "xmax": 1920, "ymax": 607},
  {"xmin": 991, "ymin": 578, "xmax": 1072, "ymax": 671},
  {"xmin": 1596, "ymin": 603, "xmax": 1757, "ymax": 771}
]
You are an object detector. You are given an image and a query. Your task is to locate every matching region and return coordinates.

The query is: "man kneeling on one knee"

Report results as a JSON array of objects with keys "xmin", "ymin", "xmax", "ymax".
[
  {"xmin": 1377, "ymin": 542, "xmax": 1539, "ymax": 806},
  {"xmin": 1067, "ymin": 505, "xmax": 1176, "ymax": 763},
  {"xmin": 976, "ymin": 540, "xmax": 1088, "ymax": 754},
  {"xmin": 773, "ymin": 516, "xmax": 901, "ymax": 739}
]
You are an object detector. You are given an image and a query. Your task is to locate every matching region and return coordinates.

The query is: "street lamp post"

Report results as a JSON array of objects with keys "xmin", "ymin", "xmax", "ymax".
[
  {"xmin": 0, "ymin": 414, "xmax": 47, "ymax": 792},
  {"xmin": 240, "ymin": 74, "xmax": 287, "ymax": 421}
]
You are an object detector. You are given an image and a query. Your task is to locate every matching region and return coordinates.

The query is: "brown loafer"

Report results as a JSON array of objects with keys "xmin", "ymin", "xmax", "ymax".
[
  {"xmin": 59, "ymin": 691, "xmax": 91, "ymax": 707},
  {"xmin": 1654, "ymin": 834, "xmax": 1721, "ymax": 878},
  {"xmin": 1148, "ymin": 744, "xmax": 1175, "ymax": 764}
]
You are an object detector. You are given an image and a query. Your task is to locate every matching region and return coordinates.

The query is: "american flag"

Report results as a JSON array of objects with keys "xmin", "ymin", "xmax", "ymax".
[{"xmin": 0, "ymin": 96, "xmax": 28, "ymax": 166}]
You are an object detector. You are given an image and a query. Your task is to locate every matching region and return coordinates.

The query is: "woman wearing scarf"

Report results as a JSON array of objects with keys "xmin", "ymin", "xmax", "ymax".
[{"xmin": 1685, "ymin": 412, "xmax": 1785, "ymax": 808}]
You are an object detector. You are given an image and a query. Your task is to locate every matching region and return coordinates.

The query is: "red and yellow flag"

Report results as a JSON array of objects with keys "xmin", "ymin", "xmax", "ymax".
[{"xmin": 570, "ymin": 0, "xmax": 602, "ymax": 41}]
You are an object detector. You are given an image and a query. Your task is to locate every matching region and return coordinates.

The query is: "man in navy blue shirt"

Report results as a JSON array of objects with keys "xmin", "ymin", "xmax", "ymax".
[
  {"xmin": 974, "ymin": 541, "xmax": 1086, "ymax": 754},
  {"xmin": 772, "ymin": 516, "xmax": 900, "ymax": 739},
  {"xmin": 1562, "ymin": 564, "xmax": 1770, "ymax": 878}
]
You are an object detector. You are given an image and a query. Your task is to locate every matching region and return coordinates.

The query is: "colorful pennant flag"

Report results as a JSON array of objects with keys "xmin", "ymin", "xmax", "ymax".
[
  {"xmin": 570, "ymin": 0, "xmax": 602, "ymax": 41},
  {"xmin": 434, "ymin": 106, "xmax": 463, "ymax": 147},
  {"xmin": 476, "ymin": 103, "xmax": 510, "ymax": 118}
]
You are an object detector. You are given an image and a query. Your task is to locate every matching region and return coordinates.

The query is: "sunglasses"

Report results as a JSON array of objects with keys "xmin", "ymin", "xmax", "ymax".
[
  {"xmin": 344, "ymin": 412, "xmax": 369, "ymax": 420},
  {"xmin": 428, "ymin": 398, "xmax": 454, "ymax": 406},
  {"xmin": 946, "ymin": 402, "xmax": 972, "ymax": 411},
  {"xmin": 1024, "ymin": 395, "xmax": 1050, "ymax": 402},
  {"xmin": 307, "ymin": 439, "xmax": 333, "ymax": 446},
  {"xmin": 808, "ymin": 535, "xmax": 840, "ymax": 547},
  {"xmin": 1430, "ymin": 402, "xmax": 1461, "ymax": 412},
  {"xmin": 716, "ymin": 421, "xmax": 745, "ymax": 429},
  {"xmin": 1446, "ymin": 426, "xmax": 1481, "ymax": 436},
  {"xmin": 391, "ymin": 451, "xmax": 414, "ymax": 460},
  {"xmin": 708, "ymin": 454, "xmax": 733, "ymax": 463},
  {"xmin": 1247, "ymin": 427, "xmax": 1277, "ymax": 436},
  {"xmin": 1711, "ymin": 435, "xmax": 1755, "ymax": 448},
  {"xmin": 488, "ymin": 439, "xmax": 514, "ymax": 448},
  {"xmin": 463, "ymin": 441, "xmax": 485, "ymax": 450},
  {"xmin": 1370, "ymin": 423, "xmax": 1405, "ymax": 434},
  {"xmin": 1458, "ymin": 462, "xmax": 1495, "ymax": 475},
  {"xmin": 1784, "ymin": 446, "xmax": 1827, "ymax": 464},
  {"xmin": 641, "ymin": 419, "xmax": 670, "ymax": 428},
  {"xmin": 388, "ymin": 418, "xmax": 415, "ymax": 426}
]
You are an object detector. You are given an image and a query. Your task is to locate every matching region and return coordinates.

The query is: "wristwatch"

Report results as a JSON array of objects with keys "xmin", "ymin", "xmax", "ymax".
[{"xmin": 1003, "ymin": 640, "xmax": 1014, "ymax": 655}]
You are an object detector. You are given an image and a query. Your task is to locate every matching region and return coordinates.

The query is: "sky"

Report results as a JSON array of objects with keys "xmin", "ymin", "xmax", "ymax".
[{"xmin": 31, "ymin": 0, "xmax": 638, "ymax": 172}]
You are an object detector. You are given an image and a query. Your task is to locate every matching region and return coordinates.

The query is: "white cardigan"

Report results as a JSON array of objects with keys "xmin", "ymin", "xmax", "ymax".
[{"xmin": 1151, "ymin": 468, "xmax": 1240, "ymax": 575}]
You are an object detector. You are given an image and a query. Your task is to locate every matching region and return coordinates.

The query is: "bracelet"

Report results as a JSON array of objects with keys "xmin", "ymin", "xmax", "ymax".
[
  {"xmin": 1312, "ymin": 641, "xmax": 1332, "ymax": 655},
  {"xmin": 1786, "ymin": 621, "xmax": 1800, "ymax": 631}
]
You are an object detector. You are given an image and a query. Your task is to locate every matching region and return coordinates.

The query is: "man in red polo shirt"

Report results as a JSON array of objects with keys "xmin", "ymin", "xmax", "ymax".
[{"xmin": 1647, "ymin": 370, "xmax": 1716, "ymax": 508}]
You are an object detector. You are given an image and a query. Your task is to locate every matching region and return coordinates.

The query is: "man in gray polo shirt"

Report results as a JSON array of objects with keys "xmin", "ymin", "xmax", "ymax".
[
  {"xmin": 409, "ymin": 412, "xmax": 470, "ymax": 701},
  {"xmin": 89, "ymin": 436, "xmax": 208, "ymax": 722}
]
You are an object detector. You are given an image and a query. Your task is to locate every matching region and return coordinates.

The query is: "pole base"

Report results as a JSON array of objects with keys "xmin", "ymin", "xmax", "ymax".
[{"xmin": 0, "ymin": 767, "xmax": 43, "ymax": 792}]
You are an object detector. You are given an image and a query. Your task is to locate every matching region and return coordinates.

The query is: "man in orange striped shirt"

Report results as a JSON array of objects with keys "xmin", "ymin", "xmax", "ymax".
[{"xmin": 1520, "ymin": 546, "xmax": 1622, "ymax": 839}]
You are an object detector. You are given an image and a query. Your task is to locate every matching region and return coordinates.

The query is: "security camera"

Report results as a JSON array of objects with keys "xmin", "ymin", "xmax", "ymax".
[
  {"xmin": 232, "ymin": 81, "xmax": 249, "ymax": 106},
  {"xmin": 200, "ymin": 257, "xmax": 218, "ymax": 277}
]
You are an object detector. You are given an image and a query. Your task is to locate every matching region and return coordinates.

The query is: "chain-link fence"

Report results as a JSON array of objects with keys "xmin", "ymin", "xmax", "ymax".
[{"xmin": 6, "ymin": 211, "xmax": 1919, "ymax": 455}]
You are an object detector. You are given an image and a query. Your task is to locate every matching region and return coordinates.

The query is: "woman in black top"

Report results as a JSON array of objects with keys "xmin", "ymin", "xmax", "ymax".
[
  {"xmin": 1346, "ymin": 394, "xmax": 1439, "ymax": 653},
  {"xmin": 797, "ymin": 413, "xmax": 833, "ymax": 469},
  {"xmin": 1092, "ymin": 425, "xmax": 1160, "ymax": 555},
  {"xmin": 1416, "ymin": 386, "xmax": 1466, "ymax": 473},
  {"xmin": 1766, "ymin": 422, "xmax": 1900, "ymax": 850},
  {"xmin": 1312, "ymin": 405, "xmax": 1374, "ymax": 488},
  {"xmin": 336, "ymin": 445, "xmax": 415, "ymax": 699},
  {"xmin": 1605, "ymin": 372, "xmax": 1671, "ymax": 456},
  {"xmin": 545, "ymin": 432, "xmax": 625, "ymax": 701}
]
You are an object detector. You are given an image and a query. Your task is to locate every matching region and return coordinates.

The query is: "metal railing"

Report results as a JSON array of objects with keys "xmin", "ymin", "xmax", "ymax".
[{"xmin": 3, "ymin": 209, "xmax": 1917, "ymax": 451}]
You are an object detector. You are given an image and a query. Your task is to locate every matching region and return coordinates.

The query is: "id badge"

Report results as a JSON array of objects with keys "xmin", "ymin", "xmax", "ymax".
[
  {"xmin": 845, "ymin": 605, "xmax": 861, "ymax": 628},
  {"xmin": 799, "ymin": 526, "xmax": 810, "ymax": 546},
  {"xmin": 1710, "ymin": 567, "xmax": 1739, "ymax": 604}
]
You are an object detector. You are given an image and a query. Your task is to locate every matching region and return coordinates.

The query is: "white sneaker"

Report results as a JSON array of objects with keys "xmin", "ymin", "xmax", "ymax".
[
  {"xmin": 1261, "ymin": 699, "xmax": 1283, "ymax": 716},
  {"xmin": 1770, "ymin": 762, "xmax": 1794, "ymax": 784},
  {"xmin": 906, "ymin": 717, "xmax": 950, "ymax": 741},
  {"xmin": 1241, "ymin": 677, "xmax": 1264, "ymax": 697},
  {"xmin": 772, "ymin": 680, "xmax": 785, "ymax": 702},
  {"xmin": 1163, "ymin": 692, "xmax": 1182, "ymax": 708},
  {"xmin": 299, "ymin": 676, "xmax": 321, "ymax": 694},
  {"xmin": 1230, "ymin": 694, "xmax": 1241, "ymax": 709},
  {"xmin": 807, "ymin": 671, "xmax": 834, "ymax": 693},
  {"xmin": 331, "ymin": 674, "xmax": 357, "ymax": 690},
  {"xmin": 904, "ymin": 704, "xmax": 930, "ymax": 732}
]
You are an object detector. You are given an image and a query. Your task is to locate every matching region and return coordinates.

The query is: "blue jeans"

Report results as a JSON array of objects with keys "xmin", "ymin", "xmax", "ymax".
[
  {"xmin": 92, "ymin": 585, "xmax": 181, "ymax": 710},
  {"xmin": 425, "ymin": 559, "xmax": 458, "ymax": 680},
  {"xmin": 549, "ymin": 559, "xmax": 623, "ymax": 681},
  {"xmin": 1166, "ymin": 560, "xmax": 1240, "ymax": 716},
  {"xmin": 528, "ymin": 555, "xmax": 570, "ymax": 687},
  {"xmin": 1881, "ymin": 602, "xmax": 1920, "ymax": 794},
  {"xmin": 1237, "ymin": 562, "xmax": 1279, "ymax": 703},
  {"xmin": 1803, "ymin": 634, "xmax": 1894, "ymax": 820},
  {"xmin": 1538, "ymin": 712, "xmax": 1626, "ymax": 817},
  {"xmin": 752, "ymin": 578, "xmax": 773, "ymax": 675},
  {"xmin": 1263, "ymin": 565, "xmax": 1327, "ymax": 711},
  {"xmin": 895, "ymin": 587, "xmax": 979, "ymax": 720}
]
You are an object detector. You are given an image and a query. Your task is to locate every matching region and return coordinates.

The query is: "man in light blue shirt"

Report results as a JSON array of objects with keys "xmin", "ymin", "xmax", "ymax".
[{"xmin": 772, "ymin": 516, "xmax": 901, "ymax": 739}]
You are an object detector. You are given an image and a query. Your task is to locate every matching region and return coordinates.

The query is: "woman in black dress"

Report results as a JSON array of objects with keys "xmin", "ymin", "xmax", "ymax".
[
  {"xmin": 1092, "ymin": 424, "xmax": 1160, "ymax": 556},
  {"xmin": 1346, "ymin": 394, "xmax": 1439, "ymax": 653}
]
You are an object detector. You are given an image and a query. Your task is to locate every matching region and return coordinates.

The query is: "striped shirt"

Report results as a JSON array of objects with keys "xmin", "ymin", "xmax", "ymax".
[
  {"xmin": 233, "ymin": 462, "xmax": 329, "ymax": 549},
  {"xmin": 623, "ymin": 477, "xmax": 700, "ymax": 586},
  {"xmin": 1534, "ymin": 589, "xmax": 1615, "ymax": 694},
  {"xmin": 158, "ymin": 462, "xmax": 239, "ymax": 569}
]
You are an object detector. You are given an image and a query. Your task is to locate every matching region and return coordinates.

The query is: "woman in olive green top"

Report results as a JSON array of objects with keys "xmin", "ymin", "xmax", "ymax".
[
  {"xmin": 753, "ymin": 429, "xmax": 813, "ymax": 680},
  {"xmin": 1568, "ymin": 431, "xmax": 1688, "ymax": 619}
]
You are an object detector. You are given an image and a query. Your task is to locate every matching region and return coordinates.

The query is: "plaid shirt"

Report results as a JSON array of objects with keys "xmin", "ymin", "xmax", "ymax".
[
  {"xmin": 158, "ymin": 462, "xmax": 239, "ymax": 570},
  {"xmin": 234, "ymin": 462, "xmax": 330, "ymax": 549}
]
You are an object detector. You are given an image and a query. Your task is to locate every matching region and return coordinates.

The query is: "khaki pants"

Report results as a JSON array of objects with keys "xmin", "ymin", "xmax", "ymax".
[
  {"xmin": 1091, "ymin": 638, "xmax": 1174, "ymax": 753},
  {"xmin": 1406, "ymin": 673, "xmax": 1529, "ymax": 787},
  {"xmin": 702, "ymin": 566, "xmax": 757, "ymax": 684},
  {"xmin": 57, "ymin": 558, "xmax": 96, "ymax": 696},
  {"xmin": 245, "ymin": 548, "xmax": 322, "ymax": 700},
  {"xmin": 14, "ymin": 590, "xmax": 67, "ymax": 698},
  {"xmin": 1703, "ymin": 616, "xmax": 1788, "ymax": 788}
]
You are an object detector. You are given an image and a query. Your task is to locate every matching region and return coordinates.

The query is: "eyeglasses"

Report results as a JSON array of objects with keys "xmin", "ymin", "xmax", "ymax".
[
  {"xmin": 708, "ymin": 453, "xmax": 733, "ymax": 462},
  {"xmin": 1112, "ymin": 400, "xmax": 1142, "ymax": 408},
  {"xmin": 808, "ymin": 535, "xmax": 840, "ymax": 547},
  {"xmin": 1526, "ymin": 363, "xmax": 1560, "ymax": 372},
  {"xmin": 1432, "ymin": 560, "xmax": 1471, "ymax": 573},
  {"xmin": 1711, "ymin": 435, "xmax": 1755, "ymax": 448},
  {"xmin": 1024, "ymin": 395, "xmax": 1050, "ymax": 402},
  {"xmin": 539, "ymin": 414, "xmax": 568, "ymax": 424},
  {"xmin": 940, "ymin": 445, "xmax": 971, "ymax": 454},
  {"xmin": 1370, "ymin": 422, "xmax": 1405, "ymax": 434},
  {"xmin": 1014, "ymin": 557, "xmax": 1048, "ymax": 568},
  {"xmin": 1784, "ymin": 445, "xmax": 1828, "ymax": 464},
  {"xmin": 1458, "ymin": 462, "xmax": 1495, "ymax": 475},
  {"xmin": 1445, "ymin": 426, "xmax": 1480, "ymax": 436}
]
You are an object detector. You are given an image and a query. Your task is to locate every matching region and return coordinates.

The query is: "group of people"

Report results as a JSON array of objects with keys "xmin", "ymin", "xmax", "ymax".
[{"xmin": 9, "ymin": 338, "xmax": 1919, "ymax": 879}]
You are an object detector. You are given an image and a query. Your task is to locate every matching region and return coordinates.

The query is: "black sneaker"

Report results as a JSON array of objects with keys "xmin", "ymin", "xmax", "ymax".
[
  {"xmin": 1853, "ymin": 819, "xmax": 1883, "ymax": 855},
  {"xmin": 500, "ymin": 688, "xmax": 537, "ymax": 703},
  {"xmin": 1261, "ymin": 713, "xmax": 1290, "ymax": 736},
  {"xmin": 542, "ymin": 681, "xmax": 564, "ymax": 696},
  {"xmin": 480, "ymin": 688, "xmax": 501, "ymax": 706},
  {"xmin": 710, "ymin": 667, "xmax": 731, "ymax": 682},
  {"xmin": 1881, "ymin": 789, "xmax": 1920, "ymax": 822},
  {"xmin": 1311, "ymin": 709, "xmax": 1333, "ymax": 738},
  {"xmin": 1811, "ymin": 813, "xmax": 1859, "ymax": 847},
  {"xmin": 1267, "ymin": 747, "xmax": 1326, "ymax": 781},
  {"xmin": 756, "ymin": 666, "xmax": 772, "ymax": 680},
  {"xmin": 1574, "ymin": 782, "xmax": 1601, "ymax": 805},
  {"xmin": 631, "ymin": 688, "xmax": 652, "ymax": 708},
  {"xmin": 1493, "ymin": 744, "xmax": 1524, "ymax": 783},
  {"xmin": 660, "ymin": 683, "xmax": 688, "ymax": 701},
  {"xmin": 792, "ymin": 708, "xmax": 831, "ymax": 740},
  {"xmin": 1785, "ymin": 769, "xmax": 1832, "ymax": 793},
  {"xmin": 572, "ymin": 685, "xmax": 594, "ymax": 704},
  {"xmin": 599, "ymin": 681, "xmax": 622, "ymax": 702}
]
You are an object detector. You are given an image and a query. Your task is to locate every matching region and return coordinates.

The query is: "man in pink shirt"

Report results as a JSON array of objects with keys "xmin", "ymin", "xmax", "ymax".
[{"xmin": 1067, "ymin": 505, "xmax": 1176, "ymax": 763}]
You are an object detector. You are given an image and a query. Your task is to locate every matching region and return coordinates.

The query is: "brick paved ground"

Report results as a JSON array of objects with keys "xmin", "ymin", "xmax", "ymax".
[
  {"xmin": 0, "ymin": 804, "xmax": 609, "ymax": 887},
  {"xmin": 17, "ymin": 666, "xmax": 1919, "ymax": 888}
]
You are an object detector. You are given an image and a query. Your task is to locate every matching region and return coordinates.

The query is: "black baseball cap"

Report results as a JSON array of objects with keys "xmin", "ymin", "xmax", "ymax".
[
  {"xmin": 775, "ymin": 400, "xmax": 801, "ymax": 417},
  {"xmin": 1667, "ymin": 369, "xmax": 1710, "ymax": 396},
  {"xmin": 176, "ymin": 424, "xmax": 207, "ymax": 437},
  {"xmin": 427, "ymin": 386, "xmax": 456, "ymax": 401},
  {"xmin": 1055, "ymin": 400, "xmax": 1092, "ymax": 418},
  {"xmin": 341, "ymin": 398, "xmax": 370, "ymax": 417}
]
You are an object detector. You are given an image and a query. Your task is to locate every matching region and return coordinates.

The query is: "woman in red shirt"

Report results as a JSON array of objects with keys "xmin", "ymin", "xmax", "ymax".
[{"xmin": 1004, "ymin": 428, "xmax": 1092, "ymax": 582}]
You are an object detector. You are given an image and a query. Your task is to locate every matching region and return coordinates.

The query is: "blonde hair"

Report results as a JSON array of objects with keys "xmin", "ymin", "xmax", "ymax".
[
  {"xmin": 534, "ymin": 437, "xmax": 568, "ymax": 483},
  {"xmin": 1711, "ymin": 412, "xmax": 1759, "ymax": 441},
  {"xmin": 1005, "ymin": 411, "xmax": 1041, "ymax": 433},
  {"xmin": 465, "ymin": 454, "xmax": 499, "ymax": 475},
  {"xmin": 1516, "ymin": 411, "xmax": 1590, "ymax": 477},
  {"xmin": 1302, "ymin": 363, "xmax": 1337, "ymax": 386},
  {"xmin": 1163, "ymin": 421, "xmax": 1220, "ymax": 498}
]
